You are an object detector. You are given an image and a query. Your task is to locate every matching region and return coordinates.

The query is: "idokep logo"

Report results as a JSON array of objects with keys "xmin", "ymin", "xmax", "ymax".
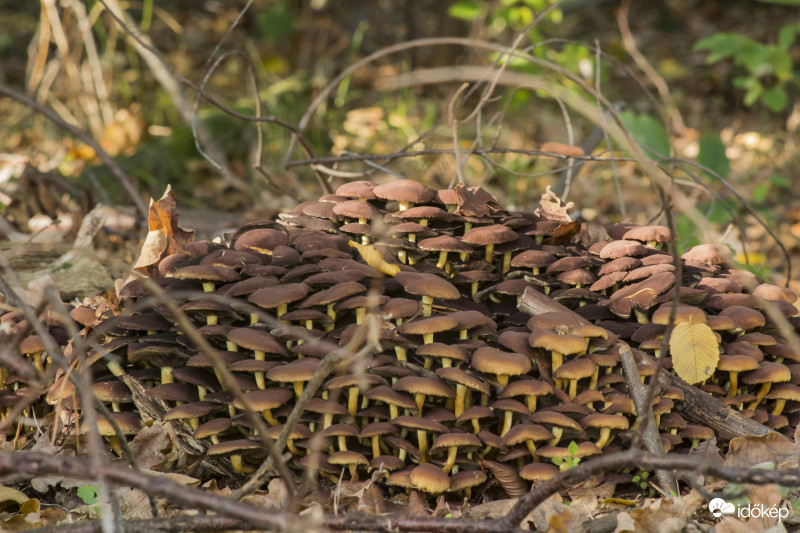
[
  {"xmin": 708, "ymin": 498, "xmax": 735, "ymax": 518},
  {"xmin": 708, "ymin": 497, "xmax": 790, "ymax": 522}
]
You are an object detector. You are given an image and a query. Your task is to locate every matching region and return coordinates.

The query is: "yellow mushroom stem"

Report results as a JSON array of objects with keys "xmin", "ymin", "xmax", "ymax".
[
  {"xmin": 496, "ymin": 374, "xmax": 509, "ymax": 387},
  {"xmin": 202, "ymin": 281, "xmax": 215, "ymax": 292},
  {"xmin": 524, "ymin": 440, "xmax": 539, "ymax": 460},
  {"xmin": 394, "ymin": 346, "xmax": 407, "ymax": 363},
  {"xmin": 525, "ymin": 396, "xmax": 537, "ymax": 413},
  {"xmin": 749, "ymin": 383, "xmax": 772, "ymax": 410},
  {"xmin": 727, "ymin": 372, "xmax": 740, "ymax": 397},
  {"xmin": 551, "ymin": 352, "xmax": 564, "ymax": 374},
  {"xmin": 633, "ymin": 309, "xmax": 649, "ymax": 324},
  {"xmin": 595, "ymin": 427, "xmax": 614, "ymax": 449},
  {"xmin": 499, "ymin": 410, "xmax": 514, "ymax": 437},
  {"xmin": 277, "ymin": 304, "xmax": 288, "ymax": 321},
  {"xmin": 326, "ymin": 303, "xmax": 337, "ymax": 324},
  {"xmin": 471, "ymin": 418, "xmax": 481, "ymax": 435},
  {"xmin": 443, "ymin": 446, "xmax": 459, "ymax": 473},
  {"xmin": 454, "ymin": 385, "xmax": 468, "ymax": 418},
  {"xmin": 286, "ymin": 438, "xmax": 301, "ymax": 455},
  {"xmin": 417, "ymin": 430, "xmax": 429, "ymax": 462},
  {"xmin": 397, "ymin": 249, "xmax": 407, "ymax": 264},
  {"xmin": 548, "ymin": 427, "xmax": 563, "ymax": 447},
  {"xmin": 423, "ymin": 333, "xmax": 434, "ymax": 345},
  {"xmin": 338, "ymin": 435, "xmax": 348, "ymax": 452},
  {"xmin": 206, "ymin": 314, "xmax": 218, "ymax": 326},
  {"xmin": 589, "ymin": 369, "xmax": 599, "ymax": 391},
  {"xmin": 250, "ymin": 312, "xmax": 259, "ymax": 324},
  {"xmin": 293, "ymin": 381, "xmax": 305, "ymax": 399},
  {"xmin": 413, "ymin": 393, "xmax": 427, "ymax": 415},
  {"xmin": 398, "ymin": 201, "xmax": 412, "ymax": 211},
  {"xmin": 189, "ymin": 416, "xmax": 200, "ymax": 431},
  {"xmin": 156, "ymin": 367, "xmax": 172, "ymax": 386},
  {"xmin": 356, "ymin": 307, "xmax": 366, "ymax": 325},
  {"xmin": 471, "ymin": 282, "xmax": 479, "ymax": 298},
  {"xmin": 107, "ymin": 360, "xmax": 123, "ymax": 377},
  {"xmin": 358, "ymin": 217, "xmax": 367, "ymax": 225},
  {"xmin": 31, "ymin": 352, "xmax": 44, "ymax": 373},
  {"xmin": 322, "ymin": 412, "xmax": 334, "ymax": 429},
  {"xmin": 435, "ymin": 250, "xmax": 449, "ymax": 271},
  {"xmin": 347, "ymin": 386, "xmax": 359, "ymax": 418},
  {"xmin": 227, "ymin": 341, "xmax": 238, "ymax": 352},
  {"xmin": 106, "ymin": 436, "xmax": 123, "ymax": 456},
  {"xmin": 111, "ymin": 402, "xmax": 121, "ymax": 413},
  {"xmin": 388, "ymin": 404, "xmax": 400, "ymax": 420},
  {"xmin": 567, "ymin": 379, "xmax": 579, "ymax": 401},
  {"xmin": 421, "ymin": 295, "xmax": 433, "ymax": 317},
  {"xmin": 502, "ymin": 251, "xmax": 512, "ymax": 274},
  {"xmin": 230, "ymin": 454, "xmax": 250, "ymax": 474},
  {"xmin": 772, "ymin": 399, "xmax": 788, "ymax": 416}
]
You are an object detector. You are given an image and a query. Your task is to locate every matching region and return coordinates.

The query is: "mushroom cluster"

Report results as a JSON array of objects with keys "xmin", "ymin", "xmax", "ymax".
[{"xmin": 3, "ymin": 178, "xmax": 800, "ymax": 499}]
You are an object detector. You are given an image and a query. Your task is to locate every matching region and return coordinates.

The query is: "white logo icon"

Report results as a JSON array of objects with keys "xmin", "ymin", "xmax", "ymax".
[{"xmin": 709, "ymin": 498, "xmax": 736, "ymax": 518}]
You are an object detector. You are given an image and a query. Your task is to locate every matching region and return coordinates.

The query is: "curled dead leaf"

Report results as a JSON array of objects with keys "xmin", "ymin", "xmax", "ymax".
[
  {"xmin": 349, "ymin": 241, "xmax": 400, "ymax": 276},
  {"xmin": 535, "ymin": 185, "xmax": 574, "ymax": 223}
]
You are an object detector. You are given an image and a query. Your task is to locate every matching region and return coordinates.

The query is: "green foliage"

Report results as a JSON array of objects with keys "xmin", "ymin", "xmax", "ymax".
[
  {"xmin": 256, "ymin": 2, "xmax": 295, "ymax": 44},
  {"xmin": 697, "ymin": 132, "xmax": 730, "ymax": 179},
  {"xmin": 551, "ymin": 440, "xmax": 581, "ymax": 470},
  {"xmin": 618, "ymin": 111, "xmax": 671, "ymax": 160},
  {"xmin": 77, "ymin": 484, "xmax": 100, "ymax": 514},
  {"xmin": 694, "ymin": 21, "xmax": 800, "ymax": 112}
]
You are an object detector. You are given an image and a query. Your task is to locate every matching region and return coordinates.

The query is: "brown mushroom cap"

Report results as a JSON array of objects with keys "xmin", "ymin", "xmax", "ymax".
[
  {"xmin": 394, "ymin": 272, "xmax": 460, "ymax": 301},
  {"xmin": 528, "ymin": 330, "xmax": 587, "ymax": 355},
  {"xmin": 373, "ymin": 180, "xmax": 436, "ymax": 205},
  {"xmin": 336, "ymin": 180, "xmax": 377, "ymax": 200},
  {"xmin": 471, "ymin": 347, "xmax": 532, "ymax": 378},
  {"xmin": 409, "ymin": 463, "xmax": 450, "ymax": 494},
  {"xmin": 462, "ymin": 224, "xmax": 518, "ymax": 246}
]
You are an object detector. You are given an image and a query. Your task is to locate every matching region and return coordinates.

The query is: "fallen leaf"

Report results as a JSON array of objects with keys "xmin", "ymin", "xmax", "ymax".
[
  {"xmin": 349, "ymin": 241, "xmax": 400, "ymax": 276},
  {"xmin": 547, "ymin": 220, "xmax": 581, "ymax": 245},
  {"xmin": 531, "ymin": 497, "xmax": 590, "ymax": 533},
  {"xmin": 540, "ymin": 141, "xmax": 585, "ymax": 158},
  {"xmin": 407, "ymin": 490, "xmax": 430, "ymax": 516},
  {"xmin": 535, "ymin": 185, "xmax": 574, "ymax": 223},
  {"xmin": 454, "ymin": 184, "xmax": 504, "ymax": 218},
  {"xmin": 669, "ymin": 319, "xmax": 719, "ymax": 384},
  {"xmin": 129, "ymin": 420, "xmax": 180, "ymax": 471},
  {"xmin": 614, "ymin": 512, "xmax": 636, "ymax": 533},
  {"xmin": 479, "ymin": 460, "xmax": 527, "ymax": 497},
  {"xmin": 726, "ymin": 431, "xmax": 798, "ymax": 470},
  {"xmin": 628, "ymin": 490, "xmax": 703, "ymax": 533},
  {"xmin": 714, "ymin": 484, "xmax": 789, "ymax": 533},
  {"xmin": 129, "ymin": 186, "xmax": 194, "ymax": 280}
]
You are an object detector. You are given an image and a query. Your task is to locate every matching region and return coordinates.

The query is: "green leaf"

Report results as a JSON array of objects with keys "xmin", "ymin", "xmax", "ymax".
[
  {"xmin": 778, "ymin": 24, "xmax": 798, "ymax": 50},
  {"xmin": 769, "ymin": 174, "xmax": 791, "ymax": 187},
  {"xmin": 694, "ymin": 33, "xmax": 742, "ymax": 63},
  {"xmin": 762, "ymin": 86, "xmax": 788, "ymax": 112},
  {"xmin": 697, "ymin": 132, "xmax": 730, "ymax": 179},
  {"xmin": 619, "ymin": 111, "xmax": 671, "ymax": 160},
  {"xmin": 568, "ymin": 440, "xmax": 579, "ymax": 455},
  {"xmin": 449, "ymin": 0, "xmax": 483, "ymax": 20},
  {"xmin": 552, "ymin": 457, "xmax": 563, "ymax": 465},
  {"xmin": 753, "ymin": 183, "xmax": 771, "ymax": 204},
  {"xmin": 77, "ymin": 485, "xmax": 99, "ymax": 505},
  {"xmin": 256, "ymin": 2, "xmax": 294, "ymax": 44}
]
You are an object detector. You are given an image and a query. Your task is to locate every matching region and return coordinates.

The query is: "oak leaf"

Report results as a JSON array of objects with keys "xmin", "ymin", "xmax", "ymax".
[{"xmin": 535, "ymin": 185, "xmax": 574, "ymax": 222}]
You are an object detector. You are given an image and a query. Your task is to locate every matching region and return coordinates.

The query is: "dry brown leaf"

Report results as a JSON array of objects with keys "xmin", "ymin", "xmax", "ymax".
[
  {"xmin": 116, "ymin": 487, "xmax": 152, "ymax": 519},
  {"xmin": 130, "ymin": 185, "xmax": 194, "ymax": 280},
  {"xmin": 530, "ymin": 497, "xmax": 590, "ymax": 533},
  {"xmin": 535, "ymin": 185, "xmax": 574, "ymax": 223},
  {"xmin": 547, "ymin": 220, "xmax": 582, "ymax": 245},
  {"xmin": 454, "ymin": 184, "xmax": 504, "ymax": 218},
  {"xmin": 669, "ymin": 320, "xmax": 719, "ymax": 384},
  {"xmin": 628, "ymin": 490, "xmax": 703, "ymax": 533},
  {"xmin": 407, "ymin": 490, "xmax": 431, "ymax": 517},
  {"xmin": 480, "ymin": 460, "xmax": 527, "ymax": 497},
  {"xmin": 613, "ymin": 512, "xmax": 636, "ymax": 533},
  {"xmin": 726, "ymin": 428, "xmax": 799, "ymax": 470},
  {"xmin": 540, "ymin": 141, "xmax": 585, "ymax": 158},
  {"xmin": 129, "ymin": 420, "xmax": 181, "ymax": 471},
  {"xmin": 349, "ymin": 241, "xmax": 400, "ymax": 276}
]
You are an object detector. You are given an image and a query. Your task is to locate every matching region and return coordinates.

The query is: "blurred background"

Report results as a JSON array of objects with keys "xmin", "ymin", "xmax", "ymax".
[{"xmin": 0, "ymin": 0, "xmax": 798, "ymax": 292}]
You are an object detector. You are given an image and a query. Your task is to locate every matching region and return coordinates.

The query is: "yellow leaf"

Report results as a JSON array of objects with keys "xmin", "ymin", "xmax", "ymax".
[
  {"xmin": 669, "ymin": 320, "xmax": 719, "ymax": 384},
  {"xmin": 348, "ymin": 241, "xmax": 400, "ymax": 277}
]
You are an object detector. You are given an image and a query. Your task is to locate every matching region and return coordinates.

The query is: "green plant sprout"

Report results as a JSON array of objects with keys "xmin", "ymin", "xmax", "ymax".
[
  {"xmin": 77, "ymin": 484, "xmax": 100, "ymax": 514},
  {"xmin": 551, "ymin": 440, "xmax": 581, "ymax": 471}
]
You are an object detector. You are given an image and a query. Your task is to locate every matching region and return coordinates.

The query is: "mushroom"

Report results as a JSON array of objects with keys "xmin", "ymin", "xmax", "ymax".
[
  {"xmin": 372, "ymin": 179, "xmax": 436, "ymax": 212},
  {"xmin": 359, "ymin": 422, "xmax": 399, "ymax": 458},
  {"xmin": 393, "ymin": 376, "xmax": 455, "ymax": 415},
  {"xmin": 206, "ymin": 439, "xmax": 266, "ymax": 474},
  {"xmin": 741, "ymin": 361, "xmax": 791, "ymax": 409},
  {"xmin": 470, "ymin": 347, "xmax": 531, "ymax": 388},
  {"xmin": 430, "ymin": 432, "xmax": 481, "ymax": 473},
  {"xmin": 232, "ymin": 388, "xmax": 293, "ymax": 426},
  {"xmin": 553, "ymin": 358, "xmax": 597, "ymax": 400},
  {"xmin": 581, "ymin": 413, "xmax": 629, "ymax": 449},
  {"xmin": 409, "ymin": 463, "xmax": 450, "ymax": 495},
  {"xmin": 528, "ymin": 329, "xmax": 587, "ymax": 376},
  {"xmin": 395, "ymin": 272, "xmax": 460, "ymax": 317},
  {"xmin": 501, "ymin": 423, "xmax": 554, "ymax": 461},
  {"xmin": 462, "ymin": 224, "xmax": 518, "ymax": 264}
]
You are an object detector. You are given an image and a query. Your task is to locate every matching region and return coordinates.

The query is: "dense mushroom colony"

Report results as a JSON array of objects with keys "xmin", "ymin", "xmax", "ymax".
[{"xmin": 3, "ymin": 178, "xmax": 800, "ymax": 499}]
